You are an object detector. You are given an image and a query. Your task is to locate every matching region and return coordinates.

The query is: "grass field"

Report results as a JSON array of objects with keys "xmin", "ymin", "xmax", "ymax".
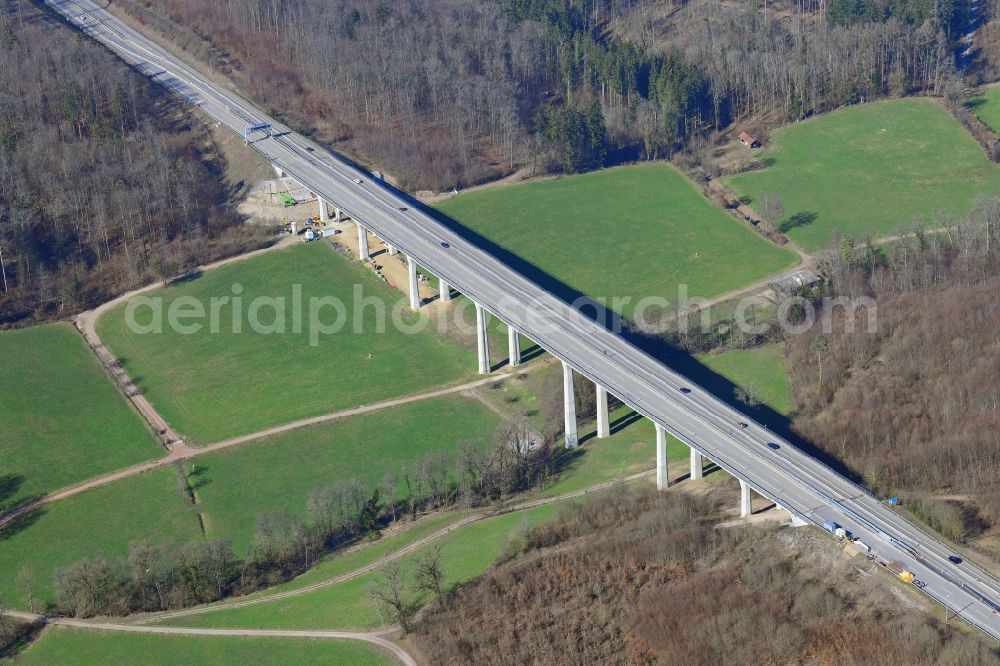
[
  {"xmin": 151, "ymin": 343, "xmax": 791, "ymax": 631},
  {"xmin": 158, "ymin": 501, "xmax": 565, "ymax": 631},
  {"xmin": 0, "ymin": 324, "xmax": 158, "ymax": 512},
  {"xmin": 0, "ymin": 467, "xmax": 199, "ymax": 609},
  {"xmin": 436, "ymin": 163, "xmax": 796, "ymax": 320},
  {"xmin": 187, "ymin": 395, "xmax": 503, "ymax": 554},
  {"xmin": 9, "ymin": 628, "xmax": 393, "ymax": 665},
  {"xmin": 97, "ymin": 243, "xmax": 475, "ymax": 443},
  {"xmin": 541, "ymin": 405, "xmax": 686, "ymax": 496},
  {"xmin": 725, "ymin": 98, "xmax": 1000, "ymax": 252},
  {"xmin": 696, "ymin": 344, "xmax": 793, "ymax": 417},
  {"xmin": 968, "ymin": 85, "xmax": 1000, "ymax": 138}
]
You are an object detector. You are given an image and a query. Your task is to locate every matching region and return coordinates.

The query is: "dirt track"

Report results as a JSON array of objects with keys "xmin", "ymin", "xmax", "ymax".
[
  {"xmin": 4, "ymin": 473, "xmax": 791, "ymax": 666},
  {"xmin": 0, "ymin": 370, "xmax": 529, "ymax": 531},
  {"xmin": 3, "ymin": 471, "xmax": 666, "ymax": 666},
  {"xmin": 74, "ymin": 236, "xmax": 298, "ymax": 448},
  {"xmin": 0, "ymin": 225, "xmax": 542, "ymax": 531},
  {"xmin": 6, "ymin": 610, "xmax": 414, "ymax": 666},
  {"xmin": 137, "ymin": 468, "xmax": 660, "ymax": 624}
]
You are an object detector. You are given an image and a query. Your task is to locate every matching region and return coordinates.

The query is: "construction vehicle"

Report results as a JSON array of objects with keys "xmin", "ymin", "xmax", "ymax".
[
  {"xmin": 881, "ymin": 560, "xmax": 915, "ymax": 583},
  {"xmin": 280, "ymin": 192, "xmax": 296, "ymax": 207}
]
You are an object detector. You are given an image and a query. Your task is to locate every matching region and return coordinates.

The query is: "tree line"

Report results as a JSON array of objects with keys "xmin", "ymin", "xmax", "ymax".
[{"xmin": 47, "ymin": 419, "xmax": 559, "ymax": 617}]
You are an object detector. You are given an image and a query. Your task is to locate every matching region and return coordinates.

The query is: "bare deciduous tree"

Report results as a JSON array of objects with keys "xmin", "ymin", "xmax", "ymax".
[
  {"xmin": 415, "ymin": 545, "xmax": 447, "ymax": 607},
  {"xmin": 367, "ymin": 564, "xmax": 417, "ymax": 633}
]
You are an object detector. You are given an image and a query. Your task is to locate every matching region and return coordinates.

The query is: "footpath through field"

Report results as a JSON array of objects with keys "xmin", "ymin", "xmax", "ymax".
[
  {"xmin": 0, "ymin": 223, "xmax": 543, "ymax": 530},
  {"xmin": 5, "ymin": 610, "xmax": 414, "ymax": 666},
  {"xmin": 0, "ymin": 371, "xmax": 529, "ymax": 531},
  {"xmin": 74, "ymin": 236, "xmax": 298, "ymax": 448},
  {"xmin": 137, "ymin": 468, "xmax": 673, "ymax": 624},
  {"xmin": 4, "ymin": 472, "xmax": 673, "ymax": 666},
  {"xmin": 5, "ymin": 474, "xmax": 791, "ymax": 666}
]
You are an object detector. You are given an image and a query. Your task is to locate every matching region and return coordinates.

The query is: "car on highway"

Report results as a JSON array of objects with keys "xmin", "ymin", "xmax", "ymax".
[
  {"xmin": 354, "ymin": 178, "xmax": 363, "ymax": 184},
  {"xmin": 441, "ymin": 241, "xmax": 450, "ymax": 248},
  {"xmin": 738, "ymin": 422, "xmax": 749, "ymax": 428},
  {"xmin": 678, "ymin": 387, "xmax": 691, "ymax": 394},
  {"xmin": 767, "ymin": 442, "xmax": 781, "ymax": 450},
  {"xmin": 949, "ymin": 555, "xmax": 963, "ymax": 564}
]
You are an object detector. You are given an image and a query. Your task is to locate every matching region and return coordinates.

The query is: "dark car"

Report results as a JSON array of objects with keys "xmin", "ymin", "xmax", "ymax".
[
  {"xmin": 440, "ymin": 241, "xmax": 450, "ymax": 248},
  {"xmin": 948, "ymin": 555, "xmax": 963, "ymax": 564},
  {"xmin": 767, "ymin": 442, "xmax": 781, "ymax": 450},
  {"xmin": 678, "ymin": 387, "xmax": 691, "ymax": 394},
  {"xmin": 738, "ymin": 422, "xmax": 749, "ymax": 428}
]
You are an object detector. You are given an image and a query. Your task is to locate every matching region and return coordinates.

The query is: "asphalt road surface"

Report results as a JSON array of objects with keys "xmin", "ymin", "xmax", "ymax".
[{"xmin": 48, "ymin": 0, "xmax": 1000, "ymax": 639}]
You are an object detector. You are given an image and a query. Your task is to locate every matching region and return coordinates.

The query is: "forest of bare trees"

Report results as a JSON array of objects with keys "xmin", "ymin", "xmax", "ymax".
[
  {"xmin": 120, "ymin": 0, "xmax": 960, "ymax": 190},
  {"xmin": 660, "ymin": 7, "xmax": 952, "ymax": 124},
  {"xmin": 787, "ymin": 196, "xmax": 1000, "ymax": 537},
  {"xmin": 0, "ymin": 3, "xmax": 261, "ymax": 327},
  {"xmin": 413, "ymin": 487, "xmax": 1000, "ymax": 664}
]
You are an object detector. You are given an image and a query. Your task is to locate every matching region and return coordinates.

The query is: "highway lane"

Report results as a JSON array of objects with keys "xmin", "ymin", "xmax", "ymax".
[{"xmin": 50, "ymin": 0, "xmax": 1000, "ymax": 638}]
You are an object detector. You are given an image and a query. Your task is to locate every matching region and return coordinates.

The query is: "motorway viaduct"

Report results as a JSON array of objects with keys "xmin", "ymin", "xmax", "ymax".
[
  {"xmin": 50, "ymin": 0, "xmax": 1000, "ymax": 640},
  {"xmin": 297, "ymin": 159, "xmax": 729, "ymax": 505}
]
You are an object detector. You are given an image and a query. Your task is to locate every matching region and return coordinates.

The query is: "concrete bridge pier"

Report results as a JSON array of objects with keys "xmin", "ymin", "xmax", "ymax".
[
  {"xmin": 595, "ymin": 385, "xmax": 609, "ymax": 438},
  {"xmin": 740, "ymin": 479, "xmax": 752, "ymax": 517},
  {"xmin": 690, "ymin": 448, "xmax": 704, "ymax": 480},
  {"xmin": 656, "ymin": 424, "xmax": 669, "ymax": 489},
  {"xmin": 317, "ymin": 196, "xmax": 328, "ymax": 220},
  {"xmin": 407, "ymin": 256, "xmax": 420, "ymax": 310},
  {"xmin": 334, "ymin": 207, "xmax": 343, "ymax": 223},
  {"xmin": 273, "ymin": 165, "xmax": 285, "ymax": 178},
  {"xmin": 507, "ymin": 326, "xmax": 520, "ymax": 367},
  {"xmin": 475, "ymin": 303, "xmax": 490, "ymax": 375},
  {"xmin": 439, "ymin": 279, "xmax": 451, "ymax": 302},
  {"xmin": 562, "ymin": 360, "xmax": 578, "ymax": 449},
  {"xmin": 356, "ymin": 222, "xmax": 370, "ymax": 260},
  {"xmin": 388, "ymin": 245, "xmax": 399, "ymax": 256}
]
